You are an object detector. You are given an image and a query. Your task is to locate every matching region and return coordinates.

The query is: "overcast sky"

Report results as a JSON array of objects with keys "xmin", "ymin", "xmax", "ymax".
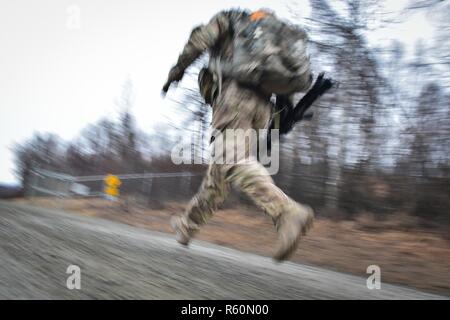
[{"xmin": 0, "ymin": 0, "xmax": 435, "ymax": 184}]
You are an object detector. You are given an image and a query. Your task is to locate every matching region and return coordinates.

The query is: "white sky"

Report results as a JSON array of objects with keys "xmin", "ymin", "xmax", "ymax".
[{"xmin": 0, "ymin": 0, "xmax": 435, "ymax": 184}]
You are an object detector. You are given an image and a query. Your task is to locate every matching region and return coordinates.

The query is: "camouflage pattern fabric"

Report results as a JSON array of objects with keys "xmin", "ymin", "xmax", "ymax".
[
  {"xmin": 178, "ymin": 79, "xmax": 308, "ymax": 236},
  {"xmin": 165, "ymin": 10, "xmax": 247, "ymax": 87},
  {"xmin": 221, "ymin": 12, "xmax": 312, "ymax": 95},
  {"xmin": 166, "ymin": 10, "xmax": 314, "ymax": 255}
]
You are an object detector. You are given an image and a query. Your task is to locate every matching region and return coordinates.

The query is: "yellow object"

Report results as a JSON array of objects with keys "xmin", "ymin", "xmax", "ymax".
[{"xmin": 104, "ymin": 174, "xmax": 121, "ymax": 197}]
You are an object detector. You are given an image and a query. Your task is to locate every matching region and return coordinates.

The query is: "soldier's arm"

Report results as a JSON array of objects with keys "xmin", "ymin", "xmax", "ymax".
[{"xmin": 162, "ymin": 11, "xmax": 233, "ymax": 93}]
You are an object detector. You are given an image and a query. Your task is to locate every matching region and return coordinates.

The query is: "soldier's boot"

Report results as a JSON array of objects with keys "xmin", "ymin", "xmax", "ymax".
[
  {"xmin": 170, "ymin": 215, "xmax": 197, "ymax": 246},
  {"xmin": 273, "ymin": 204, "xmax": 314, "ymax": 262}
]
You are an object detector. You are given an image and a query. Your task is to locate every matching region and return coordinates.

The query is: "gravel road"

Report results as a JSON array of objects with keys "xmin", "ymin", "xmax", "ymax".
[{"xmin": 0, "ymin": 201, "xmax": 445, "ymax": 299}]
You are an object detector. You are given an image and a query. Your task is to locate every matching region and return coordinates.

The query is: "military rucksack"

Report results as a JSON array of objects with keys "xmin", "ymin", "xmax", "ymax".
[{"xmin": 221, "ymin": 11, "xmax": 312, "ymax": 96}]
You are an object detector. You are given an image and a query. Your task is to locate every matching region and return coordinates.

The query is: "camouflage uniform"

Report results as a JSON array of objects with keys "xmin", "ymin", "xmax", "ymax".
[{"xmin": 164, "ymin": 9, "xmax": 314, "ymax": 261}]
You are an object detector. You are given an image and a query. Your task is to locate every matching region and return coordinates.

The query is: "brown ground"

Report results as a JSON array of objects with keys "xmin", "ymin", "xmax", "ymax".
[{"xmin": 14, "ymin": 197, "xmax": 450, "ymax": 296}]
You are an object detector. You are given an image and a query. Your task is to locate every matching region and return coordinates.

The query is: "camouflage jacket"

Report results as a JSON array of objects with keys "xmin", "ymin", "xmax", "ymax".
[{"xmin": 165, "ymin": 10, "xmax": 250, "ymax": 102}]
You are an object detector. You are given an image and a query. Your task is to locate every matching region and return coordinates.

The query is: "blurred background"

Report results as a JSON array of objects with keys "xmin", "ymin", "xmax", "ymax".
[{"xmin": 1, "ymin": 0, "xmax": 449, "ymax": 296}]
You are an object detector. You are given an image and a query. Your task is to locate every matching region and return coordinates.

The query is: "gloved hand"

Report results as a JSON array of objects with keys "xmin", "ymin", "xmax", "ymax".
[{"xmin": 162, "ymin": 65, "xmax": 184, "ymax": 96}]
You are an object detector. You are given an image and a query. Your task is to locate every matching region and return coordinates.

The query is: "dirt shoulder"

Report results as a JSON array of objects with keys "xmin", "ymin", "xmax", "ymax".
[{"xmin": 13, "ymin": 197, "xmax": 450, "ymax": 296}]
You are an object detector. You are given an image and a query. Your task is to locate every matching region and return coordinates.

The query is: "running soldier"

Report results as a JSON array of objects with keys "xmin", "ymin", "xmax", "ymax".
[{"xmin": 162, "ymin": 9, "xmax": 314, "ymax": 261}]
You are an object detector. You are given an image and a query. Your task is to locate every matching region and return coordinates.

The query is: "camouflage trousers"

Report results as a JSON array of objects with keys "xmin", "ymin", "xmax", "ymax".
[{"xmin": 180, "ymin": 79, "xmax": 304, "ymax": 234}]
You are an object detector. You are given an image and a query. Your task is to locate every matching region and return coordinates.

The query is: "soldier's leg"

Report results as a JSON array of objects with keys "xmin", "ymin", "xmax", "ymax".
[
  {"xmin": 171, "ymin": 163, "xmax": 229, "ymax": 245},
  {"xmin": 226, "ymin": 160, "xmax": 314, "ymax": 261},
  {"xmin": 171, "ymin": 80, "xmax": 240, "ymax": 246},
  {"xmin": 220, "ymin": 82, "xmax": 314, "ymax": 261}
]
